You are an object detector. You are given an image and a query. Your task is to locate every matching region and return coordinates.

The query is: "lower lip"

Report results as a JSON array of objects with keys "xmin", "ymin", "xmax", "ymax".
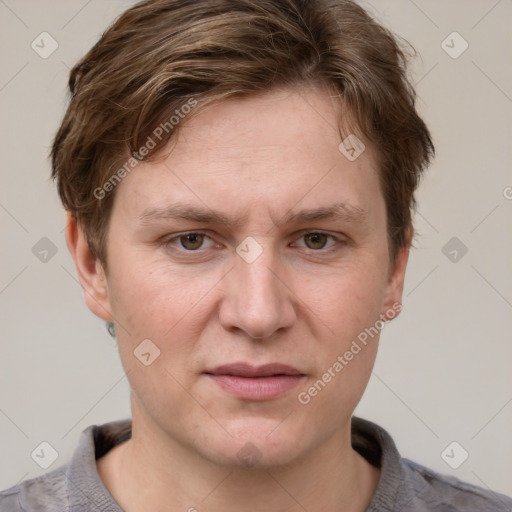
[{"xmin": 206, "ymin": 374, "xmax": 305, "ymax": 400}]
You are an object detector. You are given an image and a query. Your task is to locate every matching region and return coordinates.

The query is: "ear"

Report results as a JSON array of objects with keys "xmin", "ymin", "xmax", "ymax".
[
  {"xmin": 65, "ymin": 212, "xmax": 113, "ymax": 322},
  {"xmin": 382, "ymin": 234, "xmax": 410, "ymax": 320}
]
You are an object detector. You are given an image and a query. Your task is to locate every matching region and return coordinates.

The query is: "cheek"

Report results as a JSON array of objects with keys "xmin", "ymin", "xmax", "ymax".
[
  {"xmin": 294, "ymin": 261, "xmax": 386, "ymax": 403},
  {"xmin": 107, "ymin": 262, "xmax": 217, "ymax": 406},
  {"xmin": 108, "ymin": 256, "xmax": 221, "ymax": 339},
  {"xmin": 295, "ymin": 268, "xmax": 384, "ymax": 430},
  {"xmin": 301, "ymin": 262, "xmax": 388, "ymax": 345}
]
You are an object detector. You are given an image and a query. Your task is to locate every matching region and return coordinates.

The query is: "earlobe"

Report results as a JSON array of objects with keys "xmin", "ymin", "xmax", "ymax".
[{"xmin": 65, "ymin": 212, "xmax": 113, "ymax": 322}]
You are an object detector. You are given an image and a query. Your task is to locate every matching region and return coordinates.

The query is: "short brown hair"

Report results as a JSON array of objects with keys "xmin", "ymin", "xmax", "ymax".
[{"xmin": 51, "ymin": 0, "xmax": 434, "ymax": 268}]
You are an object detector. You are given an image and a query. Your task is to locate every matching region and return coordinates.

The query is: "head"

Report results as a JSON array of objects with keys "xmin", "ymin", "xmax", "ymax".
[{"xmin": 54, "ymin": 0, "xmax": 433, "ymax": 468}]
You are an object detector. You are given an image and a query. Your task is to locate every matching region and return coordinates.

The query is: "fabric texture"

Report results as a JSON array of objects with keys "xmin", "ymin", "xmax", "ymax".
[{"xmin": 1, "ymin": 416, "xmax": 511, "ymax": 511}]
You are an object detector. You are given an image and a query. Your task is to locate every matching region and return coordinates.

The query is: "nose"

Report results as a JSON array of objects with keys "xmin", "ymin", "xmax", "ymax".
[{"xmin": 218, "ymin": 243, "xmax": 296, "ymax": 340}]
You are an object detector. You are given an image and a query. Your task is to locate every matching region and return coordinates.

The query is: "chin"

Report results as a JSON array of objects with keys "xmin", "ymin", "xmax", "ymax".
[
  {"xmin": 202, "ymin": 418, "xmax": 310, "ymax": 470},
  {"xmin": 209, "ymin": 443, "xmax": 304, "ymax": 471}
]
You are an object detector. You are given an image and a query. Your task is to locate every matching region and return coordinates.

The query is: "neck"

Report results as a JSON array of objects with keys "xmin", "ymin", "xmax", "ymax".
[{"xmin": 97, "ymin": 405, "xmax": 380, "ymax": 512}]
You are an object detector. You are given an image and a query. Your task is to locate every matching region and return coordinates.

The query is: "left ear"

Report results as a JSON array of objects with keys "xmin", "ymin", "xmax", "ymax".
[{"xmin": 382, "ymin": 235, "xmax": 410, "ymax": 320}]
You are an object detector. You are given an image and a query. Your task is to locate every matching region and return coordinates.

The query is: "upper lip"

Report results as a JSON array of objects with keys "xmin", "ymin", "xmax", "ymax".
[{"xmin": 205, "ymin": 363, "xmax": 304, "ymax": 377}]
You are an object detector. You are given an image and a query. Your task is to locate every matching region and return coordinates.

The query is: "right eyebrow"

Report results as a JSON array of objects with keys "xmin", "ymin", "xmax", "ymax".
[{"xmin": 137, "ymin": 203, "xmax": 249, "ymax": 229}]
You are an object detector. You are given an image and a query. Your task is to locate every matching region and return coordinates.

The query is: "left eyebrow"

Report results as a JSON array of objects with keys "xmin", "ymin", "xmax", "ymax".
[{"xmin": 280, "ymin": 202, "xmax": 369, "ymax": 226}]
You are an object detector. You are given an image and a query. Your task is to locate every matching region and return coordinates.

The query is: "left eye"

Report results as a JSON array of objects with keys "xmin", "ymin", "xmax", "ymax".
[{"xmin": 294, "ymin": 232, "xmax": 338, "ymax": 250}]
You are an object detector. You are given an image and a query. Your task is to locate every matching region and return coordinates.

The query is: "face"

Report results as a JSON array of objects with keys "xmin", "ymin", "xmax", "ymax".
[{"xmin": 73, "ymin": 85, "xmax": 408, "ymax": 468}]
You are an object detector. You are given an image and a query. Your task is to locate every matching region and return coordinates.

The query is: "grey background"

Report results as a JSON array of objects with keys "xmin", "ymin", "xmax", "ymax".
[{"xmin": 1, "ymin": 0, "xmax": 511, "ymax": 496}]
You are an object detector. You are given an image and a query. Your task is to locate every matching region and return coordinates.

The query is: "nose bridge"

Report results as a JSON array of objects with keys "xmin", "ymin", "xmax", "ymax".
[
  {"xmin": 220, "ymin": 238, "xmax": 294, "ymax": 338},
  {"xmin": 240, "ymin": 249, "xmax": 279, "ymax": 305}
]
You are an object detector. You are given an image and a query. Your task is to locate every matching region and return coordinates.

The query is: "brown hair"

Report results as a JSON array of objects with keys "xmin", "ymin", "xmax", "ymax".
[{"xmin": 51, "ymin": 0, "xmax": 434, "ymax": 268}]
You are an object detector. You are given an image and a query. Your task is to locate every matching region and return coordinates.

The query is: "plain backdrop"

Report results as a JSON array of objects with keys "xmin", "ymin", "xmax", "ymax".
[{"xmin": 1, "ymin": 0, "xmax": 511, "ymax": 497}]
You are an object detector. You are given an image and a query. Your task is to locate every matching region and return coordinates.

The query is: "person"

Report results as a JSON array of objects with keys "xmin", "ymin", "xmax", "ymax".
[{"xmin": 1, "ymin": 0, "xmax": 511, "ymax": 510}]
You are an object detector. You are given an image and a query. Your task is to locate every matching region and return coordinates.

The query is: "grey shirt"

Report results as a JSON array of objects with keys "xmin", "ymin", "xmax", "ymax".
[{"xmin": 1, "ymin": 417, "xmax": 511, "ymax": 511}]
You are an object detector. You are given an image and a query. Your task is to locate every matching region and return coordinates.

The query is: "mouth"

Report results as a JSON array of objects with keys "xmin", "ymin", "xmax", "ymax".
[{"xmin": 204, "ymin": 363, "xmax": 306, "ymax": 401}]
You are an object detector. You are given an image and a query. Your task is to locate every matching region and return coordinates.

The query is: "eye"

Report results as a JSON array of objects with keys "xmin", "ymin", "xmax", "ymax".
[
  {"xmin": 166, "ymin": 232, "xmax": 215, "ymax": 251},
  {"xmin": 293, "ymin": 232, "xmax": 339, "ymax": 250}
]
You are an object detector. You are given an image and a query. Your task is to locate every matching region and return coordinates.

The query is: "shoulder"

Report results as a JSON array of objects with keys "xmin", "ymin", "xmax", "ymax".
[
  {"xmin": 400, "ymin": 458, "xmax": 512, "ymax": 511},
  {"xmin": 0, "ymin": 466, "xmax": 68, "ymax": 512},
  {"xmin": 352, "ymin": 416, "xmax": 512, "ymax": 512},
  {"xmin": 0, "ymin": 420, "xmax": 130, "ymax": 512}
]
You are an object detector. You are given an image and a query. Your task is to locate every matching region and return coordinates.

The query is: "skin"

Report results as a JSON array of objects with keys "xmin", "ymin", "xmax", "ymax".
[{"xmin": 67, "ymin": 85, "xmax": 409, "ymax": 512}]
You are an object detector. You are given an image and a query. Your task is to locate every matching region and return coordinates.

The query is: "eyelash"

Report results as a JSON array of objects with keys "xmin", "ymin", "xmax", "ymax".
[{"xmin": 162, "ymin": 231, "xmax": 345, "ymax": 254}]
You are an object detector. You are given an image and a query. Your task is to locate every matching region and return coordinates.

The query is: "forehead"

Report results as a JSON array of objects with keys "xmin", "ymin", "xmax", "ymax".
[
  {"xmin": 169, "ymin": 86, "xmax": 357, "ymax": 162},
  {"xmin": 112, "ymin": 86, "xmax": 383, "ymax": 225}
]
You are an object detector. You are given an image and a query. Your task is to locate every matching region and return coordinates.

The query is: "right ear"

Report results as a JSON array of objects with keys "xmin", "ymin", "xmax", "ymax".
[{"xmin": 65, "ymin": 212, "xmax": 113, "ymax": 322}]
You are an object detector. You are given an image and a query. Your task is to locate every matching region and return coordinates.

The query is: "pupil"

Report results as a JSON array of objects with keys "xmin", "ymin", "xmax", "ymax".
[
  {"xmin": 306, "ymin": 233, "xmax": 326, "ymax": 249},
  {"xmin": 182, "ymin": 234, "xmax": 203, "ymax": 250}
]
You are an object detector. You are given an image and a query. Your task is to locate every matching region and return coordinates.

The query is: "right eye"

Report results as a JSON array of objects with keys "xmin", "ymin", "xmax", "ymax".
[{"xmin": 164, "ymin": 232, "xmax": 216, "ymax": 251}]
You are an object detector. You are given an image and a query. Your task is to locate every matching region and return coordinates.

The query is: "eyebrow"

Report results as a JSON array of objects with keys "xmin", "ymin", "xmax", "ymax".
[
  {"xmin": 137, "ymin": 201, "xmax": 368, "ymax": 229},
  {"xmin": 280, "ymin": 202, "xmax": 368, "ymax": 226},
  {"xmin": 138, "ymin": 203, "xmax": 248, "ymax": 228}
]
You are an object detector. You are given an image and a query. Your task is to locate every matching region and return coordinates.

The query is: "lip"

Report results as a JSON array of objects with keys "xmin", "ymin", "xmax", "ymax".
[
  {"xmin": 204, "ymin": 363, "xmax": 305, "ymax": 401},
  {"xmin": 206, "ymin": 363, "xmax": 303, "ymax": 377}
]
